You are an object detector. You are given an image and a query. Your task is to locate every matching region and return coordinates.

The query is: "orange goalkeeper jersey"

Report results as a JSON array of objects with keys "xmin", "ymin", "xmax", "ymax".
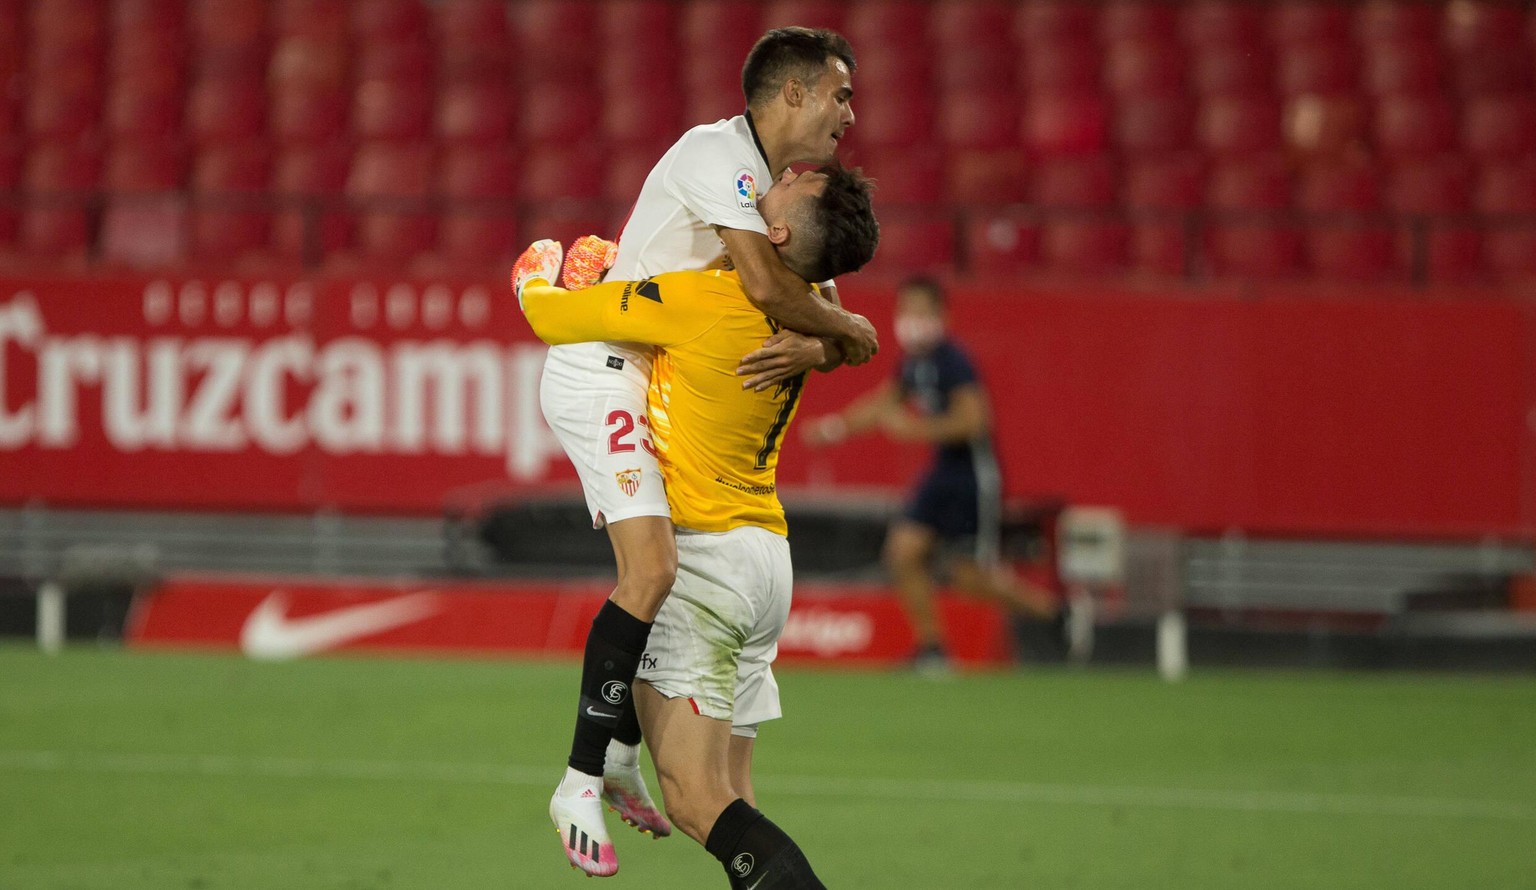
[{"xmin": 523, "ymin": 270, "xmax": 806, "ymax": 536}]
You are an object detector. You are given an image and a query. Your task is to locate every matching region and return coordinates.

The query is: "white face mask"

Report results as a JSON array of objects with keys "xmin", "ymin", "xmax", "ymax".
[{"xmin": 895, "ymin": 315, "xmax": 943, "ymax": 353}]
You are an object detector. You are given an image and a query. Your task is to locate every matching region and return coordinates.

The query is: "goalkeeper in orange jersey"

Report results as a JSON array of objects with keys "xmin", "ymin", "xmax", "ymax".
[{"xmin": 514, "ymin": 164, "xmax": 878, "ymax": 889}]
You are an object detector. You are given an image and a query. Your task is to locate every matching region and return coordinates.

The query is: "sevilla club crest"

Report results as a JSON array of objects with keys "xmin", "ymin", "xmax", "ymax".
[{"xmin": 616, "ymin": 468, "xmax": 642, "ymax": 497}]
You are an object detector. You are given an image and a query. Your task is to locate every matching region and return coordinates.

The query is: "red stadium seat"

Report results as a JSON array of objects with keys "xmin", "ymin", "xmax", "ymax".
[
  {"xmin": 1285, "ymin": 95, "xmax": 1367, "ymax": 160},
  {"xmin": 1034, "ymin": 155, "xmax": 1126, "ymax": 275},
  {"xmin": 1463, "ymin": 97, "xmax": 1536, "ymax": 162},
  {"xmin": 601, "ymin": 41, "xmax": 683, "ymax": 98},
  {"xmin": 271, "ymin": 86, "xmax": 349, "ymax": 146},
  {"xmin": 30, "ymin": 0, "xmax": 106, "ymax": 45},
  {"xmin": 846, "ymin": 2, "xmax": 928, "ymax": 51},
  {"xmin": 437, "ymin": 82, "xmax": 516, "ymax": 147},
  {"xmin": 1443, "ymin": 0, "xmax": 1526, "ymax": 53},
  {"xmin": 1355, "ymin": 1, "xmax": 1440, "ymax": 44},
  {"xmin": 1204, "ymin": 158, "xmax": 1302, "ymax": 280},
  {"xmin": 189, "ymin": 145, "xmax": 272, "ymax": 262},
  {"xmin": 523, "ymin": 207, "xmax": 617, "ymax": 255},
  {"xmin": 852, "ymin": 90, "xmax": 935, "ymax": 148},
  {"xmin": 601, "ymin": 0, "xmax": 680, "ymax": 46},
  {"xmin": 113, "ymin": 0, "xmax": 187, "ymax": 33},
  {"xmin": 969, "ymin": 212, "xmax": 1040, "ymax": 278},
  {"xmin": 434, "ymin": 146, "xmax": 519, "ymax": 267},
  {"xmin": 938, "ymin": 44, "xmax": 1017, "ymax": 92},
  {"xmin": 519, "ymin": 142, "xmax": 607, "ymax": 203},
  {"xmin": 940, "ymin": 91, "xmax": 1022, "ymax": 151},
  {"xmin": 101, "ymin": 141, "xmax": 188, "ymax": 267},
  {"xmin": 945, "ymin": 149, "xmax": 1030, "ymax": 205},
  {"xmin": 1384, "ymin": 159, "xmax": 1481, "ymax": 284},
  {"xmin": 1190, "ymin": 46, "xmax": 1275, "ymax": 96},
  {"xmin": 1450, "ymin": 45, "xmax": 1534, "ymax": 96},
  {"xmin": 932, "ymin": 1, "xmax": 1014, "ymax": 50},
  {"xmin": 867, "ymin": 217, "xmax": 956, "ymax": 276},
  {"xmin": 187, "ymin": 79, "xmax": 266, "ymax": 146},
  {"xmin": 1362, "ymin": 41, "xmax": 1446, "ymax": 96},
  {"xmin": 436, "ymin": 0, "xmax": 511, "ymax": 48},
  {"xmin": 1475, "ymin": 163, "xmax": 1536, "ymax": 283},
  {"xmin": 269, "ymin": 36, "xmax": 351, "ymax": 90},
  {"xmin": 25, "ymin": 84, "xmax": 101, "ymax": 142},
  {"xmin": 356, "ymin": 41, "xmax": 434, "ymax": 84},
  {"xmin": 1100, "ymin": 1, "xmax": 1178, "ymax": 42},
  {"xmin": 603, "ymin": 88, "xmax": 685, "ymax": 148},
  {"xmin": 1276, "ymin": 43, "xmax": 1359, "ymax": 97},
  {"xmin": 1296, "ymin": 163, "xmax": 1394, "ymax": 282},
  {"xmin": 190, "ymin": 0, "xmax": 268, "ymax": 81},
  {"xmin": 760, "ymin": 1, "xmax": 848, "ymax": 32},
  {"xmin": 514, "ymin": 0, "xmax": 602, "ymax": 83},
  {"xmin": 1103, "ymin": 39, "xmax": 1186, "ymax": 98},
  {"xmin": 105, "ymin": 81, "xmax": 181, "ymax": 141},
  {"xmin": 604, "ymin": 141, "xmax": 667, "ymax": 205},
  {"xmin": 1270, "ymin": 2, "xmax": 1352, "ymax": 45},
  {"xmin": 1125, "ymin": 154, "xmax": 1205, "ymax": 275},
  {"xmin": 681, "ymin": 1, "xmax": 763, "ymax": 90},
  {"xmin": 352, "ymin": 79, "xmax": 433, "ymax": 143},
  {"xmin": 352, "ymin": 0, "xmax": 431, "ymax": 43},
  {"xmin": 344, "ymin": 142, "xmax": 438, "ymax": 263},
  {"xmin": 685, "ymin": 79, "xmax": 747, "ymax": 129},
  {"xmin": 856, "ymin": 145, "xmax": 945, "ymax": 206},
  {"xmin": 1033, "ymin": 155, "xmax": 1118, "ymax": 207},
  {"xmin": 1197, "ymin": 94, "xmax": 1283, "ymax": 157},
  {"xmin": 20, "ymin": 144, "xmax": 101, "ymax": 259},
  {"xmin": 1022, "ymin": 92, "xmax": 1109, "ymax": 157},
  {"xmin": 271, "ymin": 0, "xmax": 348, "ymax": 39},
  {"xmin": 1180, "ymin": 1, "xmax": 1264, "ymax": 48},
  {"xmin": 522, "ymin": 84, "xmax": 604, "ymax": 145},
  {"xmin": 271, "ymin": 145, "xmax": 353, "ymax": 263},
  {"xmin": 111, "ymin": 27, "xmax": 186, "ymax": 94},
  {"xmin": 1372, "ymin": 95, "xmax": 1458, "ymax": 162},
  {"xmin": 1019, "ymin": 40, "xmax": 1103, "ymax": 93},
  {"xmin": 1015, "ymin": 0, "xmax": 1098, "ymax": 46},
  {"xmin": 1113, "ymin": 96, "xmax": 1195, "ymax": 155}
]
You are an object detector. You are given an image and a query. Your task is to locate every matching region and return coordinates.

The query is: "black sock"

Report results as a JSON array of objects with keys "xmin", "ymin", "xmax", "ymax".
[
  {"xmin": 612, "ymin": 694, "xmax": 643, "ymax": 746},
  {"xmin": 567, "ymin": 601, "xmax": 651, "ymax": 776},
  {"xmin": 705, "ymin": 799, "xmax": 826, "ymax": 890}
]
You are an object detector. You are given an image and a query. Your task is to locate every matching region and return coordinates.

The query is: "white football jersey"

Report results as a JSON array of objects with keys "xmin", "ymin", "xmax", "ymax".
[{"xmin": 543, "ymin": 114, "xmax": 774, "ymax": 388}]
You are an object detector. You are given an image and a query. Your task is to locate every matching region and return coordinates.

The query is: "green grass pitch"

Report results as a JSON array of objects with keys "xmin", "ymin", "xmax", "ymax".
[{"xmin": 2, "ymin": 646, "xmax": 1534, "ymax": 889}]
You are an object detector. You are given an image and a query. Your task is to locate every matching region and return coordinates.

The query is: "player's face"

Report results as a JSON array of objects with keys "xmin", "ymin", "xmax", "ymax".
[
  {"xmin": 790, "ymin": 57, "xmax": 855, "ymax": 164},
  {"xmin": 895, "ymin": 289, "xmax": 945, "ymax": 354},
  {"xmin": 758, "ymin": 168, "xmax": 829, "ymax": 224}
]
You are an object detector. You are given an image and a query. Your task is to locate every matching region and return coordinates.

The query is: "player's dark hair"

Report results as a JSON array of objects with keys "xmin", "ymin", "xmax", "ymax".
[
  {"xmin": 741, "ymin": 27, "xmax": 857, "ymax": 109},
  {"xmin": 792, "ymin": 165, "xmax": 880, "ymax": 282},
  {"xmin": 899, "ymin": 276, "xmax": 946, "ymax": 308}
]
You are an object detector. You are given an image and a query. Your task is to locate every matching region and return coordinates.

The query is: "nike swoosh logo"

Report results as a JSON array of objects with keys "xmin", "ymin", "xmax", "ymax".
[
  {"xmin": 240, "ymin": 590, "xmax": 440, "ymax": 661},
  {"xmin": 585, "ymin": 706, "xmax": 619, "ymax": 720},
  {"xmin": 745, "ymin": 874, "xmax": 766, "ymax": 890}
]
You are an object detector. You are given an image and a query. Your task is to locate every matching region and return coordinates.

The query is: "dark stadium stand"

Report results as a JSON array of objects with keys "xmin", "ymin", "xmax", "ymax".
[{"xmin": 1, "ymin": 0, "xmax": 1535, "ymax": 284}]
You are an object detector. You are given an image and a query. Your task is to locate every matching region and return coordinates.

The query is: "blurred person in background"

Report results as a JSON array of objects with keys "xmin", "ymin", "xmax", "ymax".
[{"xmin": 803, "ymin": 277, "xmax": 1061, "ymax": 673}]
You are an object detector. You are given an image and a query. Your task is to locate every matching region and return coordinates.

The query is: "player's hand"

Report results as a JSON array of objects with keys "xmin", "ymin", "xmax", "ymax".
[
  {"xmin": 737, "ymin": 331, "xmax": 828, "ymax": 391},
  {"xmin": 838, "ymin": 313, "xmax": 879, "ymax": 366},
  {"xmin": 880, "ymin": 409, "xmax": 923, "ymax": 441},
  {"xmin": 561, "ymin": 235, "xmax": 618, "ymax": 290},
  {"xmin": 511, "ymin": 239, "xmax": 564, "ymax": 308},
  {"xmin": 802, "ymin": 415, "xmax": 847, "ymax": 447}
]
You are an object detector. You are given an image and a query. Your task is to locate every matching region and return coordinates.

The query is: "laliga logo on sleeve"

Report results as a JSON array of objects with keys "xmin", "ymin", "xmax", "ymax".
[{"xmin": 735, "ymin": 170, "xmax": 757, "ymax": 209}]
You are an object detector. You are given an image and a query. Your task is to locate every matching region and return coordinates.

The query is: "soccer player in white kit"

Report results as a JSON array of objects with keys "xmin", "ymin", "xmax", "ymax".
[
  {"xmin": 540, "ymin": 28, "xmax": 877, "ymax": 877},
  {"xmin": 521, "ymin": 161, "xmax": 881, "ymax": 890}
]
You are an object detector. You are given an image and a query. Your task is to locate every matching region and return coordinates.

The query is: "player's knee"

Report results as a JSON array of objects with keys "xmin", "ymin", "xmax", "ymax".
[
  {"xmin": 621, "ymin": 559, "xmax": 676, "ymax": 599},
  {"xmin": 654, "ymin": 771, "xmax": 718, "ymax": 842},
  {"xmin": 882, "ymin": 537, "xmax": 923, "ymax": 573}
]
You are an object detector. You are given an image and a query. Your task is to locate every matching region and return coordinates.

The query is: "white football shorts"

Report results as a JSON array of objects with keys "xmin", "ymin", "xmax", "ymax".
[
  {"xmin": 638, "ymin": 525, "xmax": 793, "ymax": 738},
  {"xmin": 540, "ymin": 342, "xmax": 670, "ymax": 528}
]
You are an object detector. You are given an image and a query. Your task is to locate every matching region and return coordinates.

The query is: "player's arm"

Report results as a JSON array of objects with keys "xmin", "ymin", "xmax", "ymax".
[
  {"xmin": 521, "ymin": 276, "xmax": 709, "ymax": 349},
  {"xmin": 718, "ymin": 226, "xmax": 877, "ymax": 365},
  {"xmin": 803, "ymin": 380, "xmax": 903, "ymax": 446},
  {"xmin": 884, "ymin": 383, "xmax": 991, "ymax": 444}
]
